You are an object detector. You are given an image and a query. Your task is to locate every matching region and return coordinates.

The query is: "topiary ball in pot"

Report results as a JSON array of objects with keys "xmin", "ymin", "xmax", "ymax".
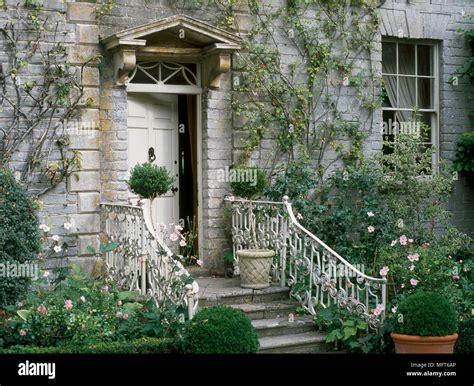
[
  {"xmin": 0, "ymin": 167, "xmax": 41, "ymax": 307},
  {"xmin": 391, "ymin": 291, "xmax": 458, "ymax": 353},
  {"xmin": 182, "ymin": 305, "xmax": 259, "ymax": 354},
  {"xmin": 229, "ymin": 165, "xmax": 267, "ymax": 199},
  {"xmin": 127, "ymin": 162, "xmax": 175, "ymax": 200}
]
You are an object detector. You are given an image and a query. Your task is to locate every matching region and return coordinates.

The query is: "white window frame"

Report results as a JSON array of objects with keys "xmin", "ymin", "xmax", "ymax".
[{"xmin": 381, "ymin": 38, "xmax": 440, "ymax": 168}]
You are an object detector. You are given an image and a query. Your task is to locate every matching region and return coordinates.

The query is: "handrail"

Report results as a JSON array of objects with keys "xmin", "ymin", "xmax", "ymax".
[
  {"xmin": 226, "ymin": 196, "xmax": 387, "ymax": 329},
  {"xmin": 100, "ymin": 203, "xmax": 199, "ymax": 319}
]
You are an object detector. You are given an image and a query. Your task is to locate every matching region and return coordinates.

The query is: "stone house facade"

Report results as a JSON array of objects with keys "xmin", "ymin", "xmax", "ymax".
[{"xmin": 1, "ymin": 0, "xmax": 473, "ymax": 272}]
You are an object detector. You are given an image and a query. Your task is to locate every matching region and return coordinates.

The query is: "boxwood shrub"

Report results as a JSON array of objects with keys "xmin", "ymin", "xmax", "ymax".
[
  {"xmin": 0, "ymin": 167, "xmax": 41, "ymax": 307},
  {"xmin": 392, "ymin": 291, "xmax": 458, "ymax": 337},
  {"xmin": 229, "ymin": 166, "xmax": 267, "ymax": 199},
  {"xmin": 455, "ymin": 319, "xmax": 474, "ymax": 354},
  {"xmin": 182, "ymin": 306, "xmax": 259, "ymax": 354},
  {"xmin": 0, "ymin": 337, "xmax": 177, "ymax": 354}
]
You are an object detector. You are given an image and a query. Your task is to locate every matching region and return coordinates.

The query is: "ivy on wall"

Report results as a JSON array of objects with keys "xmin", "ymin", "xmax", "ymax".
[{"xmin": 0, "ymin": 1, "xmax": 101, "ymax": 197}]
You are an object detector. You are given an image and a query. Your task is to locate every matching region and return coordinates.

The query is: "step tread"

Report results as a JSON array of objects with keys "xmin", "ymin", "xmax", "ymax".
[
  {"xmin": 252, "ymin": 316, "xmax": 314, "ymax": 330},
  {"xmin": 259, "ymin": 331, "xmax": 326, "ymax": 350},
  {"xmin": 229, "ymin": 300, "xmax": 297, "ymax": 313}
]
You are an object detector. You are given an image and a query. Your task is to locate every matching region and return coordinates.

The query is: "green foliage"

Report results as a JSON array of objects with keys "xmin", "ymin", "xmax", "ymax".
[
  {"xmin": 0, "ymin": 264, "xmax": 146, "ymax": 348},
  {"xmin": 392, "ymin": 291, "xmax": 458, "ymax": 337},
  {"xmin": 141, "ymin": 298, "xmax": 187, "ymax": 340},
  {"xmin": 229, "ymin": 166, "xmax": 267, "ymax": 199},
  {"xmin": 453, "ymin": 132, "xmax": 474, "ymax": 173},
  {"xmin": 0, "ymin": 167, "xmax": 41, "ymax": 307},
  {"xmin": 455, "ymin": 319, "xmax": 474, "ymax": 354},
  {"xmin": 182, "ymin": 306, "xmax": 259, "ymax": 353},
  {"xmin": 314, "ymin": 305, "xmax": 383, "ymax": 353},
  {"xmin": 223, "ymin": 251, "xmax": 234, "ymax": 266},
  {"xmin": 127, "ymin": 162, "xmax": 175, "ymax": 200},
  {"xmin": 0, "ymin": 337, "xmax": 176, "ymax": 354}
]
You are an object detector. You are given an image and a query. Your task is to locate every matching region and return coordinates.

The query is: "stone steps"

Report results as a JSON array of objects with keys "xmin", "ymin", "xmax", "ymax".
[
  {"xmin": 196, "ymin": 276, "xmax": 330, "ymax": 354},
  {"xmin": 258, "ymin": 331, "xmax": 328, "ymax": 354},
  {"xmin": 252, "ymin": 316, "xmax": 315, "ymax": 338}
]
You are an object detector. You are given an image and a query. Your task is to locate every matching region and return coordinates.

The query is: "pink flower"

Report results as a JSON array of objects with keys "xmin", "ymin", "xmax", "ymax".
[
  {"xmin": 169, "ymin": 233, "xmax": 179, "ymax": 242},
  {"xmin": 196, "ymin": 259, "xmax": 203, "ymax": 267},
  {"xmin": 452, "ymin": 275, "xmax": 460, "ymax": 281},
  {"xmin": 19, "ymin": 329, "xmax": 27, "ymax": 336},
  {"xmin": 351, "ymin": 297, "xmax": 360, "ymax": 305},
  {"xmin": 407, "ymin": 253, "xmax": 419, "ymax": 262},
  {"xmin": 179, "ymin": 239, "xmax": 187, "ymax": 247},
  {"xmin": 399, "ymin": 235, "xmax": 408, "ymax": 246},
  {"xmin": 367, "ymin": 211, "xmax": 375, "ymax": 217},
  {"xmin": 116, "ymin": 311, "xmax": 123, "ymax": 318},
  {"xmin": 367, "ymin": 226, "xmax": 375, "ymax": 233},
  {"xmin": 373, "ymin": 304, "xmax": 385, "ymax": 316},
  {"xmin": 64, "ymin": 299, "xmax": 73, "ymax": 310},
  {"xmin": 159, "ymin": 223, "xmax": 167, "ymax": 232},
  {"xmin": 379, "ymin": 266, "xmax": 389, "ymax": 277},
  {"xmin": 37, "ymin": 304, "xmax": 47, "ymax": 315},
  {"xmin": 174, "ymin": 225, "xmax": 183, "ymax": 233},
  {"xmin": 410, "ymin": 278, "xmax": 418, "ymax": 286},
  {"xmin": 102, "ymin": 285, "xmax": 109, "ymax": 292},
  {"xmin": 123, "ymin": 314, "xmax": 129, "ymax": 320}
]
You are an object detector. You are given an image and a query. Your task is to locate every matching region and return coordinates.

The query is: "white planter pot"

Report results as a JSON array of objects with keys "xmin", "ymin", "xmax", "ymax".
[{"xmin": 237, "ymin": 249, "xmax": 275, "ymax": 289}]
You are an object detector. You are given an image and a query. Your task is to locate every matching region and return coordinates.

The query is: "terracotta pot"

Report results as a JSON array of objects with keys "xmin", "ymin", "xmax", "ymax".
[
  {"xmin": 237, "ymin": 249, "xmax": 275, "ymax": 289},
  {"xmin": 391, "ymin": 332, "xmax": 458, "ymax": 354}
]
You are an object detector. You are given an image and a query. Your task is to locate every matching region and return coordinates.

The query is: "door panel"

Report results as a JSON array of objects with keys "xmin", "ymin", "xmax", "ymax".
[{"xmin": 127, "ymin": 93, "xmax": 179, "ymax": 228}]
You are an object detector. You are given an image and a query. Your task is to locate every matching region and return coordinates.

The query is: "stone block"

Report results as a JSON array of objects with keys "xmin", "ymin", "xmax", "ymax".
[
  {"xmin": 78, "ymin": 192, "xmax": 100, "ymax": 213},
  {"xmin": 77, "ymin": 24, "xmax": 99, "ymax": 44},
  {"xmin": 69, "ymin": 213, "xmax": 100, "ymax": 234},
  {"xmin": 78, "ymin": 235, "xmax": 101, "ymax": 255},
  {"xmin": 69, "ymin": 171, "xmax": 100, "ymax": 192},
  {"xmin": 80, "ymin": 150, "xmax": 100, "ymax": 170},
  {"xmin": 68, "ymin": 3, "xmax": 97, "ymax": 23},
  {"xmin": 68, "ymin": 45, "xmax": 101, "ymax": 65},
  {"xmin": 81, "ymin": 67, "xmax": 100, "ymax": 87}
]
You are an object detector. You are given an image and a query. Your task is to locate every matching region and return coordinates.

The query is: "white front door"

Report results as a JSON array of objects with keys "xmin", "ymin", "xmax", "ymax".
[{"xmin": 127, "ymin": 93, "xmax": 179, "ymax": 227}]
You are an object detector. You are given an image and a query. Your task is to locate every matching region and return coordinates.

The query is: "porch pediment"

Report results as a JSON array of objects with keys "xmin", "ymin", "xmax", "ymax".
[{"xmin": 101, "ymin": 15, "xmax": 242, "ymax": 87}]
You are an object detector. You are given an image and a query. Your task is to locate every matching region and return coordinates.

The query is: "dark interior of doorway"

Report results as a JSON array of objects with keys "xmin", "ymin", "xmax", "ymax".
[{"xmin": 178, "ymin": 94, "xmax": 198, "ymax": 256}]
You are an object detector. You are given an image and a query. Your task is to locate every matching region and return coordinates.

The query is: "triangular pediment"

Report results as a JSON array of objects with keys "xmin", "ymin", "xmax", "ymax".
[
  {"xmin": 101, "ymin": 14, "xmax": 242, "ymax": 51},
  {"xmin": 101, "ymin": 15, "xmax": 241, "ymax": 87}
]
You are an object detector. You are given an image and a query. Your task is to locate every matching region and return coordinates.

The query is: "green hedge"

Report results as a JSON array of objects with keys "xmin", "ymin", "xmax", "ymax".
[
  {"xmin": 0, "ymin": 167, "xmax": 41, "ymax": 307},
  {"xmin": 0, "ymin": 337, "xmax": 177, "ymax": 354},
  {"xmin": 455, "ymin": 319, "xmax": 474, "ymax": 354}
]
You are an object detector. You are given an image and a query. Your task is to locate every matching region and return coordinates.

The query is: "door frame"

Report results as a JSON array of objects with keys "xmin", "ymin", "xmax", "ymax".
[{"xmin": 126, "ymin": 84, "xmax": 204, "ymax": 262}]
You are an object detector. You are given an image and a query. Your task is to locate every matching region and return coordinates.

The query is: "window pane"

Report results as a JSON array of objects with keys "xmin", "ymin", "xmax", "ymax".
[
  {"xmin": 398, "ymin": 44, "xmax": 416, "ymax": 75},
  {"xmin": 418, "ymin": 78, "xmax": 433, "ymax": 109},
  {"xmin": 382, "ymin": 42, "xmax": 397, "ymax": 74},
  {"xmin": 382, "ymin": 110, "xmax": 396, "ymax": 141},
  {"xmin": 417, "ymin": 45, "xmax": 433, "ymax": 76},
  {"xmin": 381, "ymin": 77, "xmax": 395, "ymax": 107},
  {"xmin": 398, "ymin": 76, "xmax": 417, "ymax": 108}
]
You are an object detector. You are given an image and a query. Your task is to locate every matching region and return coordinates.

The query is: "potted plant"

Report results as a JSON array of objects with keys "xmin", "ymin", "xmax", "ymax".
[
  {"xmin": 127, "ymin": 162, "xmax": 175, "ymax": 232},
  {"xmin": 390, "ymin": 291, "xmax": 458, "ymax": 353},
  {"xmin": 229, "ymin": 165, "xmax": 274, "ymax": 289}
]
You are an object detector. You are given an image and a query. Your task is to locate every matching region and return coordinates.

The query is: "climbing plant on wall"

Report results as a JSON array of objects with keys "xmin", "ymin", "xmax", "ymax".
[{"xmin": 0, "ymin": 1, "xmax": 100, "ymax": 197}]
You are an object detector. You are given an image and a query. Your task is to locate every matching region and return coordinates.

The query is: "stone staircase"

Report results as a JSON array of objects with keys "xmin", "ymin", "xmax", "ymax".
[{"xmin": 196, "ymin": 275, "xmax": 329, "ymax": 353}]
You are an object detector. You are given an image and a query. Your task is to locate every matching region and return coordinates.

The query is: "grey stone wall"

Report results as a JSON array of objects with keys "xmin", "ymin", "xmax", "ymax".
[
  {"xmin": 379, "ymin": 0, "xmax": 474, "ymax": 234},
  {"xmin": 1, "ymin": 0, "xmax": 472, "ymax": 273}
]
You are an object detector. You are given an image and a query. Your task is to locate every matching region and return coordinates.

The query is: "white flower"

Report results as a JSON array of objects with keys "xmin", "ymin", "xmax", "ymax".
[
  {"xmin": 409, "ymin": 264, "xmax": 415, "ymax": 271},
  {"xmin": 367, "ymin": 226, "xmax": 375, "ymax": 233},
  {"xmin": 52, "ymin": 235, "xmax": 60, "ymax": 242},
  {"xmin": 43, "ymin": 271, "xmax": 50, "ymax": 278},
  {"xmin": 80, "ymin": 296, "xmax": 86, "ymax": 303},
  {"xmin": 391, "ymin": 306, "xmax": 398, "ymax": 314},
  {"xmin": 179, "ymin": 239, "xmax": 187, "ymax": 247},
  {"xmin": 39, "ymin": 224, "xmax": 50, "ymax": 233},
  {"xmin": 196, "ymin": 259, "xmax": 203, "ymax": 267},
  {"xmin": 367, "ymin": 211, "xmax": 375, "ymax": 217},
  {"xmin": 64, "ymin": 222, "xmax": 73, "ymax": 230},
  {"xmin": 296, "ymin": 213, "xmax": 303, "ymax": 220},
  {"xmin": 410, "ymin": 278, "xmax": 418, "ymax": 286},
  {"xmin": 390, "ymin": 240, "xmax": 397, "ymax": 247},
  {"xmin": 53, "ymin": 245, "xmax": 62, "ymax": 253}
]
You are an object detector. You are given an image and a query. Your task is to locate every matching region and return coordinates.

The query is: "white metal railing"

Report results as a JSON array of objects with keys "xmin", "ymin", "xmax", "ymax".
[
  {"xmin": 225, "ymin": 195, "xmax": 387, "ymax": 329},
  {"xmin": 100, "ymin": 203, "xmax": 199, "ymax": 319}
]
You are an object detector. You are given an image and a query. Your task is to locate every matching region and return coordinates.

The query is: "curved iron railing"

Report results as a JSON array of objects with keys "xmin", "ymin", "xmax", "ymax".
[
  {"xmin": 100, "ymin": 203, "xmax": 199, "ymax": 319},
  {"xmin": 225, "ymin": 195, "xmax": 387, "ymax": 329}
]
